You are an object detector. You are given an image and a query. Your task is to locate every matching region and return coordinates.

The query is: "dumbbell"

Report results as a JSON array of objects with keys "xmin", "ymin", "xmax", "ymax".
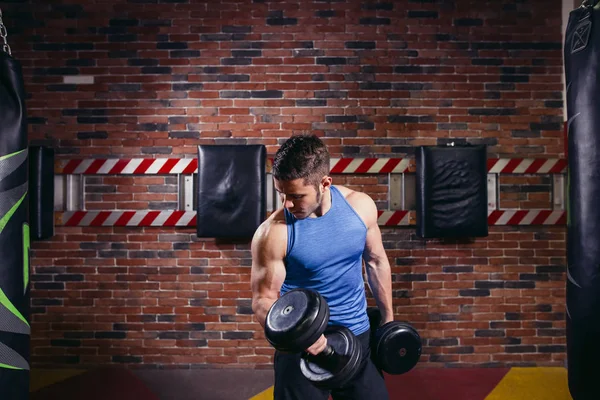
[
  {"xmin": 367, "ymin": 307, "xmax": 422, "ymax": 375},
  {"xmin": 264, "ymin": 288, "xmax": 363, "ymax": 389}
]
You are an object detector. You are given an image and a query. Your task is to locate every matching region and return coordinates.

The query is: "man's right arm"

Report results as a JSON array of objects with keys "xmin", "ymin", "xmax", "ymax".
[{"xmin": 250, "ymin": 218, "xmax": 287, "ymax": 328}]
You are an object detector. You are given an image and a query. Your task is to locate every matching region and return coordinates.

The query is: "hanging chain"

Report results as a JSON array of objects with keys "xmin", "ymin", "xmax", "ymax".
[{"xmin": 0, "ymin": 8, "xmax": 11, "ymax": 56}]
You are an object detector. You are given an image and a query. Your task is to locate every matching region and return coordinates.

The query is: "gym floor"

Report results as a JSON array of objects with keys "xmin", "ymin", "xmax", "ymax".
[{"xmin": 30, "ymin": 366, "xmax": 573, "ymax": 400}]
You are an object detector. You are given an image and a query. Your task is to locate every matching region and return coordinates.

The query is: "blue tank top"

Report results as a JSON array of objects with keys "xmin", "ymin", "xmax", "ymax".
[{"xmin": 281, "ymin": 185, "xmax": 370, "ymax": 336}]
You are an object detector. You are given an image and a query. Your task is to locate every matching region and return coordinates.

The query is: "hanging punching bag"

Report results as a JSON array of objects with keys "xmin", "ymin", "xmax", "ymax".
[
  {"xmin": 0, "ymin": 9, "xmax": 30, "ymax": 400},
  {"xmin": 564, "ymin": 1, "xmax": 600, "ymax": 399}
]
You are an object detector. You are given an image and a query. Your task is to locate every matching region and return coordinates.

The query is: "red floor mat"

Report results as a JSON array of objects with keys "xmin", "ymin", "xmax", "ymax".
[
  {"xmin": 31, "ymin": 367, "xmax": 159, "ymax": 400},
  {"xmin": 385, "ymin": 368, "xmax": 510, "ymax": 400}
]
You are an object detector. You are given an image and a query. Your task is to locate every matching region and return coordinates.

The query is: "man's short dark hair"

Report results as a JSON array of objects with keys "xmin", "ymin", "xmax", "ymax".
[{"xmin": 272, "ymin": 134, "xmax": 330, "ymax": 186}]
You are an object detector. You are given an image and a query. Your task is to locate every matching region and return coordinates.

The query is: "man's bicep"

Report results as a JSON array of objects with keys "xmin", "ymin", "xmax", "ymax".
[
  {"xmin": 360, "ymin": 195, "xmax": 386, "ymax": 263},
  {"xmin": 364, "ymin": 222, "xmax": 386, "ymax": 263},
  {"xmin": 251, "ymin": 234, "xmax": 286, "ymax": 300}
]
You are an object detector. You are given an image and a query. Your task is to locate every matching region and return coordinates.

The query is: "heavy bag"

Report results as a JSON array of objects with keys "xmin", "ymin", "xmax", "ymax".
[
  {"xmin": 196, "ymin": 145, "xmax": 266, "ymax": 238},
  {"xmin": 415, "ymin": 144, "xmax": 488, "ymax": 238},
  {"xmin": 0, "ymin": 48, "xmax": 31, "ymax": 396},
  {"xmin": 29, "ymin": 146, "xmax": 55, "ymax": 240},
  {"xmin": 564, "ymin": 2, "xmax": 600, "ymax": 399}
]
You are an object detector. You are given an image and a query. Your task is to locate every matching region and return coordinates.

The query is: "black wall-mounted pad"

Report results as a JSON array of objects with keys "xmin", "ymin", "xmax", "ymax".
[
  {"xmin": 196, "ymin": 145, "xmax": 266, "ymax": 238},
  {"xmin": 29, "ymin": 146, "xmax": 55, "ymax": 241},
  {"xmin": 415, "ymin": 145, "xmax": 488, "ymax": 238}
]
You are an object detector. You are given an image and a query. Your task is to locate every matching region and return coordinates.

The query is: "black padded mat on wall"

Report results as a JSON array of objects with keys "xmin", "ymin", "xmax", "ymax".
[
  {"xmin": 416, "ymin": 145, "xmax": 488, "ymax": 238},
  {"xmin": 196, "ymin": 145, "xmax": 266, "ymax": 238}
]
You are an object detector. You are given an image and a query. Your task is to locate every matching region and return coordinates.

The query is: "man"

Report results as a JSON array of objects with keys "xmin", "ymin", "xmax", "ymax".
[{"xmin": 251, "ymin": 134, "xmax": 393, "ymax": 400}]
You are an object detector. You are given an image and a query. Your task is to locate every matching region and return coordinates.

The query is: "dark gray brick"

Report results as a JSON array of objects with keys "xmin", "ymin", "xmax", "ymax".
[
  {"xmin": 221, "ymin": 91, "xmax": 251, "ymax": 98},
  {"xmin": 316, "ymin": 10, "xmax": 336, "ymax": 17},
  {"xmin": 504, "ymin": 281, "xmax": 535, "ymax": 289},
  {"xmin": 250, "ymin": 90, "xmax": 283, "ymax": 98},
  {"xmin": 317, "ymin": 57, "xmax": 347, "ymax": 65},
  {"xmin": 346, "ymin": 41, "xmax": 376, "ymax": 49},
  {"xmin": 316, "ymin": 91, "xmax": 347, "ymax": 98},
  {"xmin": 158, "ymin": 332, "xmax": 189, "ymax": 340},
  {"xmin": 296, "ymin": 99, "xmax": 327, "ymax": 107},
  {"xmin": 223, "ymin": 331, "xmax": 254, "ymax": 340},
  {"xmin": 500, "ymin": 75, "xmax": 529, "ymax": 83},
  {"xmin": 267, "ymin": 18, "xmax": 297, "ymax": 25},
  {"xmin": 408, "ymin": 11, "xmax": 438, "ymax": 18},
  {"xmin": 443, "ymin": 265, "xmax": 473, "ymax": 273},
  {"xmin": 360, "ymin": 17, "xmax": 391, "ymax": 25},
  {"xmin": 76, "ymin": 116, "xmax": 108, "ymax": 124},
  {"xmin": 326, "ymin": 115, "xmax": 357, "ymax": 123},
  {"xmin": 360, "ymin": 82, "xmax": 391, "ymax": 90},
  {"xmin": 539, "ymin": 345, "xmax": 566, "ymax": 353},
  {"xmin": 395, "ymin": 274, "xmax": 427, "ymax": 282},
  {"xmin": 468, "ymin": 108, "xmax": 517, "ymax": 116},
  {"xmin": 222, "ymin": 26, "xmax": 252, "ymax": 33},
  {"xmin": 505, "ymin": 345, "xmax": 536, "ymax": 353},
  {"xmin": 218, "ymin": 74, "xmax": 250, "ymax": 82},
  {"xmin": 222, "ymin": 58, "xmax": 252, "ymax": 65},
  {"xmin": 95, "ymin": 332, "xmax": 126, "ymax": 339}
]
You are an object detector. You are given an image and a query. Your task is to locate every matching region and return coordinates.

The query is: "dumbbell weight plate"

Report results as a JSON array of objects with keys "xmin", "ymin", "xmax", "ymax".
[
  {"xmin": 265, "ymin": 288, "xmax": 329, "ymax": 353},
  {"xmin": 300, "ymin": 325, "xmax": 363, "ymax": 389},
  {"xmin": 374, "ymin": 321, "xmax": 421, "ymax": 375}
]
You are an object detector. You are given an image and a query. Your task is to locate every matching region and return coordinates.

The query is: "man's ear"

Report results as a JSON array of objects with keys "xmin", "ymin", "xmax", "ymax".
[{"xmin": 321, "ymin": 175, "xmax": 332, "ymax": 190}]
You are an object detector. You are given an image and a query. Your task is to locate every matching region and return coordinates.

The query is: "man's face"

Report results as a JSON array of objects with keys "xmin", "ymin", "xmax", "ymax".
[{"xmin": 273, "ymin": 177, "xmax": 324, "ymax": 219}]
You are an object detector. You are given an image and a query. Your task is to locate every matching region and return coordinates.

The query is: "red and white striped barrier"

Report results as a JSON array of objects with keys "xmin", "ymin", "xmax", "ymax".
[
  {"xmin": 377, "ymin": 211, "xmax": 412, "ymax": 226},
  {"xmin": 57, "ymin": 157, "xmax": 567, "ymax": 175},
  {"xmin": 330, "ymin": 158, "xmax": 411, "ymax": 174},
  {"xmin": 59, "ymin": 158, "xmax": 198, "ymax": 175},
  {"xmin": 487, "ymin": 158, "xmax": 566, "ymax": 174},
  {"xmin": 58, "ymin": 209, "xmax": 566, "ymax": 227},
  {"xmin": 61, "ymin": 211, "xmax": 196, "ymax": 227},
  {"xmin": 487, "ymin": 209, "xmax": 566, "ymax": 226}
]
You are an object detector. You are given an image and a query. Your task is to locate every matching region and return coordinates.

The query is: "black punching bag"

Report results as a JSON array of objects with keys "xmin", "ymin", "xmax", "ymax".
[
  {"xmin": 564, "ymin": 2, "xmax": 600, "ymax": 399},
  {"xmin": 0, "ymin": 24, "xmax": 30, "ymax": 400}
]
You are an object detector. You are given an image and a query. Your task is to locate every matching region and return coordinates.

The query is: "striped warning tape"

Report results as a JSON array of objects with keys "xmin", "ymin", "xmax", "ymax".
[
  {"xmin": 487, "ymin": 158, "xmax": 566, "ymax": 174},
  {"xmin": 58, "ymin": 158, "xmax": 199, "ymax": 175},
  {"xmin": 56, "ymin": 158, "xmax": 566, "ymax": 175},
  {"xmin": 58, "ymin": 209, "xmax": 566, "ymax": 227},
  {"xmin": 487, "ymin": 209, "xmax": 566, "ymax": 226},
  {"xmin": 60, "ymin": 211, "xmax": 197, "ymax": 227}
]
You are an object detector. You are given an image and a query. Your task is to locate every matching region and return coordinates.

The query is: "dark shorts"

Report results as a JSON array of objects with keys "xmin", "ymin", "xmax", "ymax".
[{"xmin": 273, "ymin": 329, "xmax": 390, "ymax": 400}]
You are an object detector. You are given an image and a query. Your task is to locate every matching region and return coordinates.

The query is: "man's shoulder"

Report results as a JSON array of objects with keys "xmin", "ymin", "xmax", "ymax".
[
  {"xmin": 334, "ymin": 185, "xmax": 373, "ymax": 206},
  {"xmin": 253, "ymin": 209, "xmax": 288, "ymax": 248},
  {"xmin": 333, "ymin": 185, "xmax": 376, "ymax": 225}
]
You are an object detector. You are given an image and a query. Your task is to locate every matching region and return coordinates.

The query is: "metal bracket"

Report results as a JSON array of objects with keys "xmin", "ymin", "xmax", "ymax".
[
  {"xmin": 553, "ymin": 174, "xmax": 566, "ymax": 210},
  {"xmin": 178, "ymin": 174, "xmax": 195, "ymax": 211},
  {"xmin": 389, "ymin": 173, "xmax": 416, "ymax": 211},
  {"xmin": 55, "ymin": 174, "xmax": 84, "ymax": 211},
  {"xmin": 487, "ymin": 174, "xmax": 498, "ymax": 210}
]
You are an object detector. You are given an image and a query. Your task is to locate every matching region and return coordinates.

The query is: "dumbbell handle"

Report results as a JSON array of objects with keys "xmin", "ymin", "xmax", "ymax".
[{"xmin": 304, "ymin": 344, "xmax": 344, "ymax": 373}]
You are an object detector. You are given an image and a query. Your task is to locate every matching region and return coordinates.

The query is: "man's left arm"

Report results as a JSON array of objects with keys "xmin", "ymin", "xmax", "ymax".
[{"xmin": 358, "ymin": 193, "xmax": 394, "ymax": 325}]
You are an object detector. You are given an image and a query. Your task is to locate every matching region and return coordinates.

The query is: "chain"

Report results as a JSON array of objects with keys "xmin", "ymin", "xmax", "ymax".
[{"xmin": 0, "ymin": 8, "xmax": 11, "ymax": 56}]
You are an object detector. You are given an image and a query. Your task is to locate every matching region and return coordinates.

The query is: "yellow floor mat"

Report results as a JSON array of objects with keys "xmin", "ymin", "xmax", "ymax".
[
  {"xmin": 249, "ymin": 385, "xmax": 274, "ymax": 400},
  {"xmin": 485, "ymin": 367, "xmax": 572, "ymax": 400},
  {"xmin": 30, "ymin": 369, "xmax": 86, "ymax": 392}
]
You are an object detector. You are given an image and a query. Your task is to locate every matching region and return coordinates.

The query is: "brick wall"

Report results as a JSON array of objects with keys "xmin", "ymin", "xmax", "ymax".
[{"xmin": 3, "ymin": 0, "xmax": 566, "ymax": 368}]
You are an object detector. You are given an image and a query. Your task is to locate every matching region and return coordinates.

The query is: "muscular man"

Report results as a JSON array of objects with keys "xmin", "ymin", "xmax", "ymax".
[{"xmin": 251, "ymin": 134, "xmax": 393, "ymax": 400}]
